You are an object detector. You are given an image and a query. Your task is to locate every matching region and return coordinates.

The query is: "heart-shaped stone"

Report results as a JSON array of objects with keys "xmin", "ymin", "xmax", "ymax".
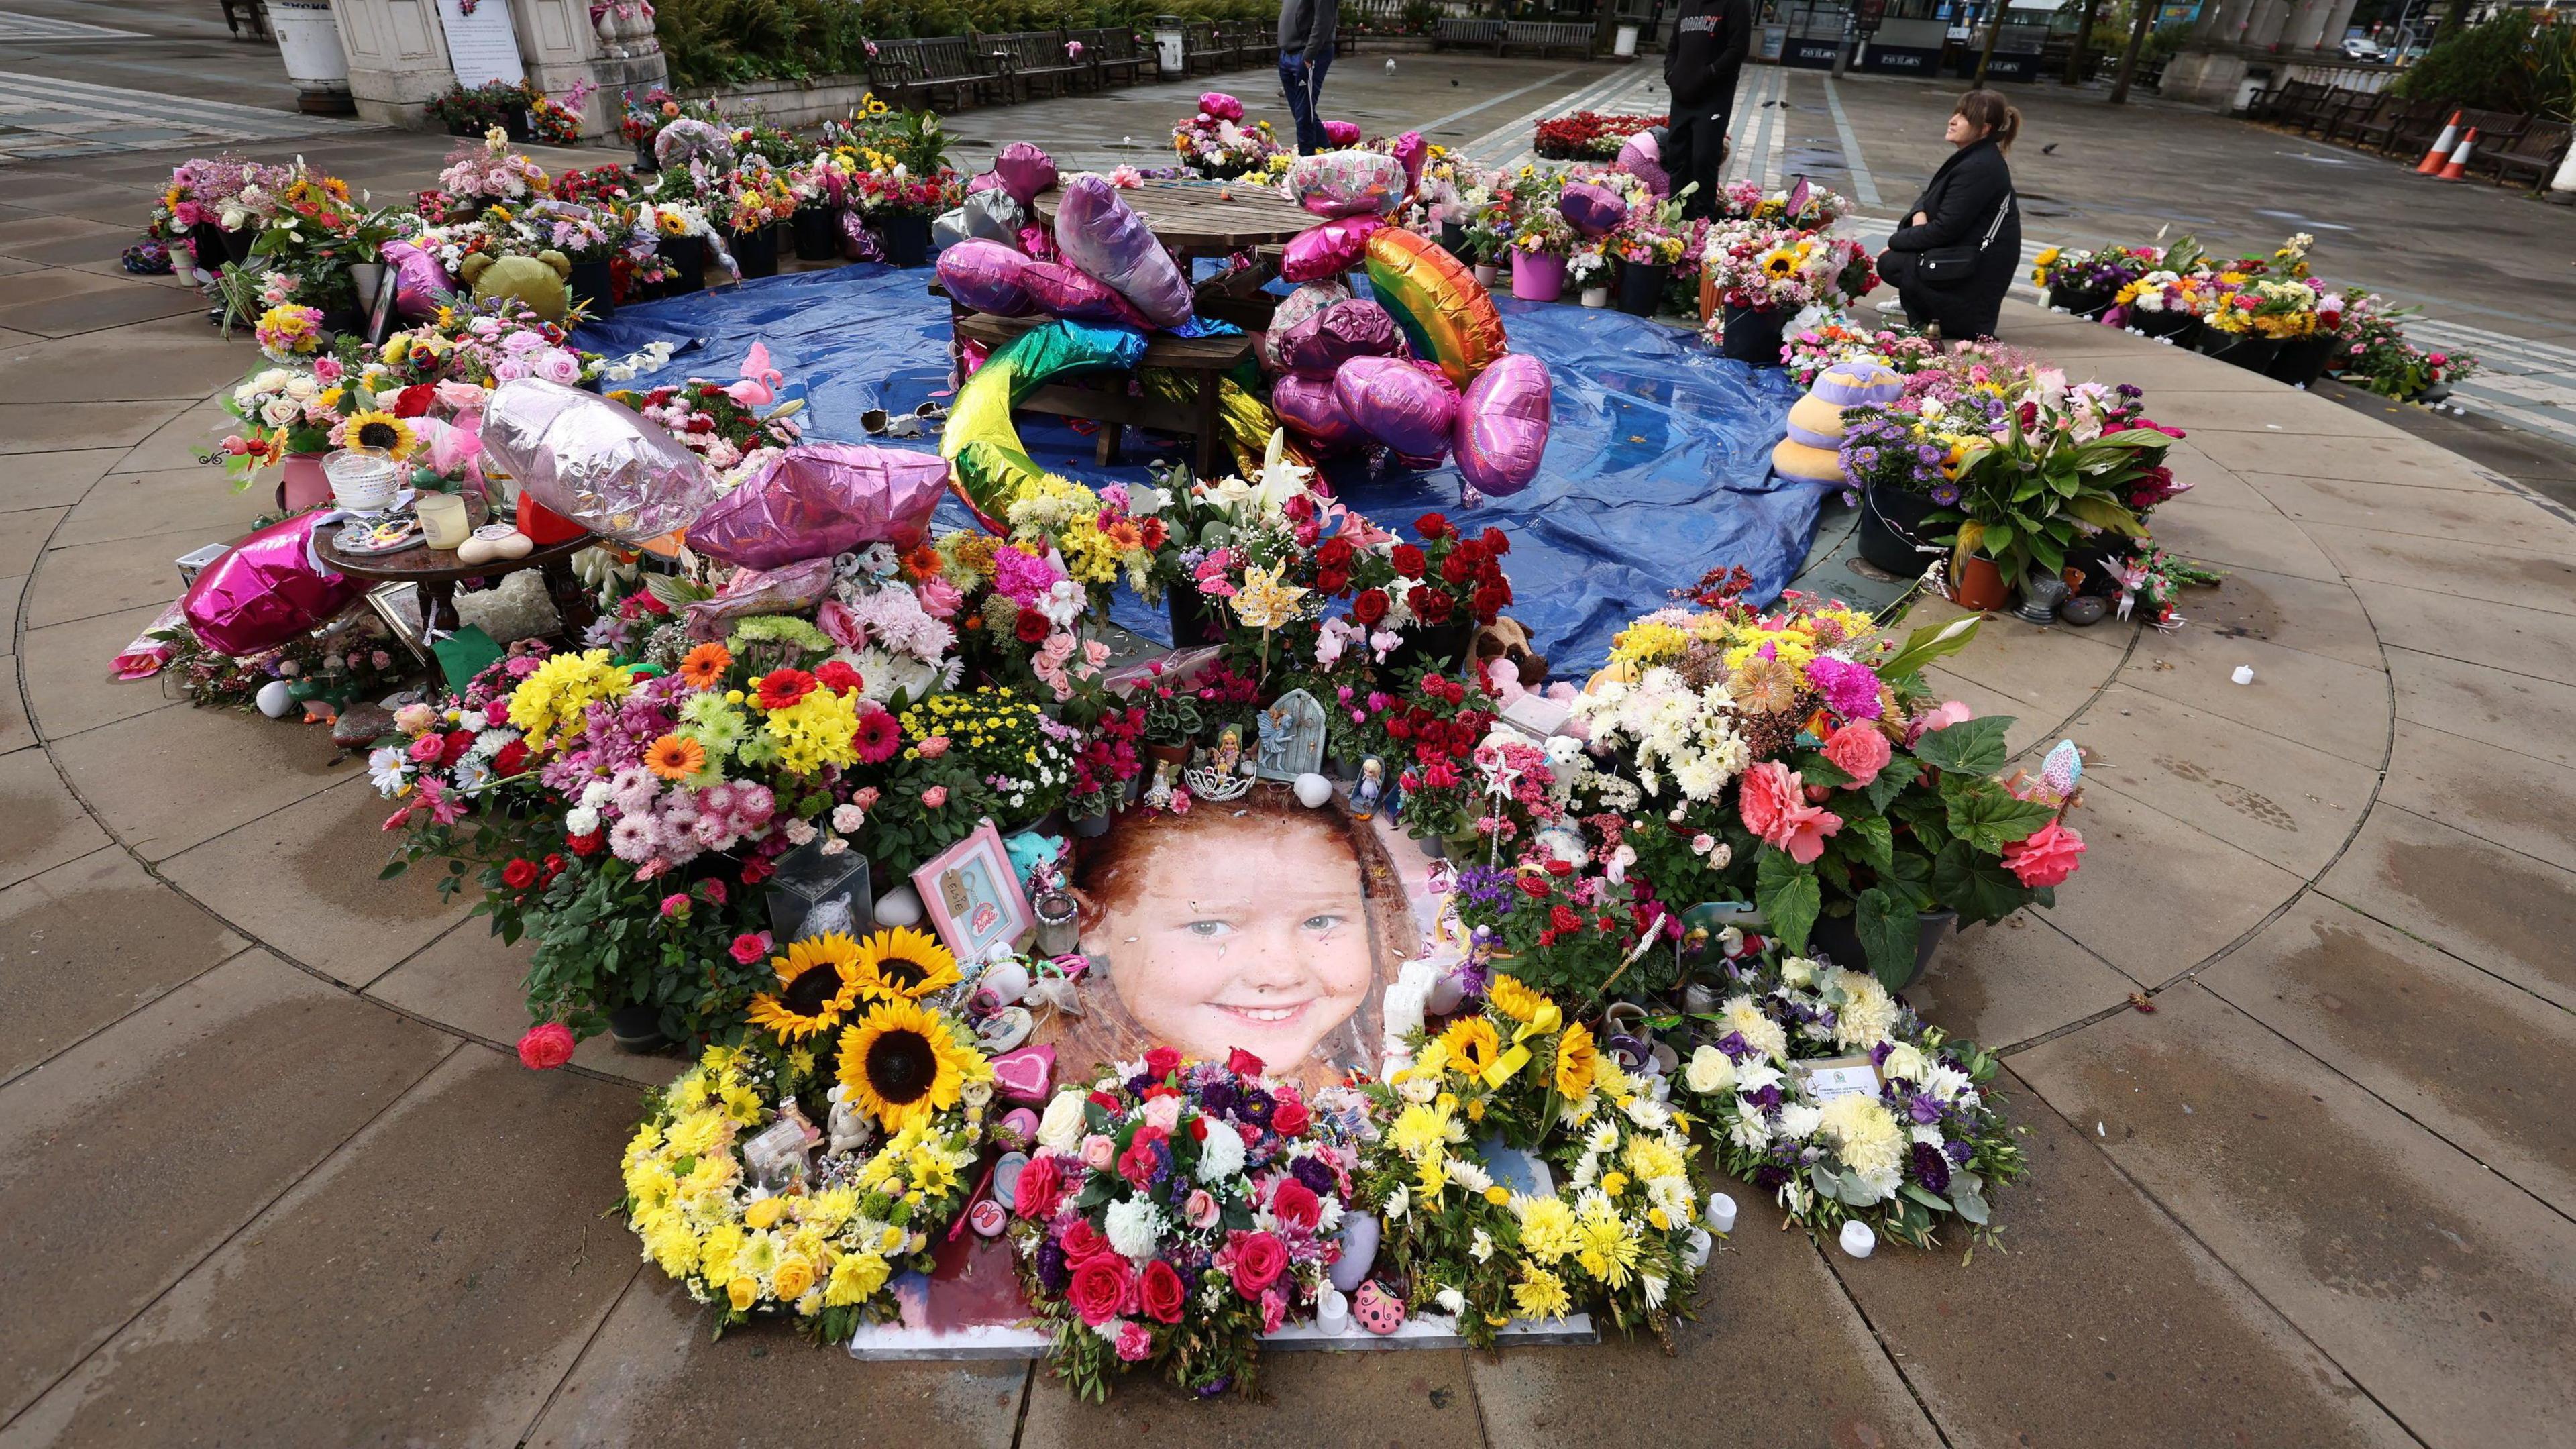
[{"xmin": 989, "ymin": 1044, "xmax": 1055, "ymax": 1104}]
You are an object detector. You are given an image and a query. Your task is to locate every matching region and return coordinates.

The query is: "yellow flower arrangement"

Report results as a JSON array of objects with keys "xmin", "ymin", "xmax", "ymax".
[
  {"xmin": 754, "ymin": 683, "xmax": 863, "ymax": 775},
  {"xmin": 506, "ymin": 649, "xmax": 634, "ymax": 751}
]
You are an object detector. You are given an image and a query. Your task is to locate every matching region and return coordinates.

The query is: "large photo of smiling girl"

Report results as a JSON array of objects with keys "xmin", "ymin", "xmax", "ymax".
[{"xmin": 1038, "ymin": 790, "xmax": 1426, "ymax": 1093}]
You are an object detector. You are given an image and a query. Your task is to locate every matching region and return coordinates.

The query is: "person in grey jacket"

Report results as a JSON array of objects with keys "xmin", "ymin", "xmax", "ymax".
[{"xmin": 1279, "ymin": 0, "xmax": 1337, "ymax": 154}]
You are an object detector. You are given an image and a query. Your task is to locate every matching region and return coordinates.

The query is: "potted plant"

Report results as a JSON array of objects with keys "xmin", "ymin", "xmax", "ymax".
[
  {"xmin": 1699, "ymin": 219, "xmax": 1877, "ymax": 368},
  {"xmin": 718, "ymin": 163, "xmax": 796, "ymax": 279},
  {"xmin": 1569, "ymin": 245, "xmax": 1610, "ymax": 307},
  {"xmin": 1139, "ymin": 682, "xmax": 1203, "ymax": 767},
  {"xmin": 1931, "ymin": 394, "xmax": 2167, "ymax": 615},
  {"xmin": 1610, "ymin": 207, "xmax": 1686, "ymax": 317}
]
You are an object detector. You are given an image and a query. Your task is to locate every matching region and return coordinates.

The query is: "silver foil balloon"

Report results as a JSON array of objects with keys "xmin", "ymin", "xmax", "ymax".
[
  {"xmin": 683, "ymin": 556, "xmax": 837, "ymax": 643},
  {"xmin": 686, "ymin": 442, "xmax": 952, "ymax": 571},
  {"xmin": 480, "ymin": 378, "xmax": 714, "ymax": 545}
]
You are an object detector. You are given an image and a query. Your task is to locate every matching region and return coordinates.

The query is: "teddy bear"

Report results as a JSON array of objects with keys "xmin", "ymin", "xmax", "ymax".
[{"xmin": 457, "ymin": 248, "xmax": 573, "ymax": 322}]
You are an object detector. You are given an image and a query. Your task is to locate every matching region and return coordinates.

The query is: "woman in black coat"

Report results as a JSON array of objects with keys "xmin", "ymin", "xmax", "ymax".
[{"xmin": 1877, "ymin": 90, "xmax": 2022, "ymax": 341}]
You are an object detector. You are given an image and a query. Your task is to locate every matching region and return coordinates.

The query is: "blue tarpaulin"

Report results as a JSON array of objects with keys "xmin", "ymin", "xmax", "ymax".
[{"xmin": 578, "ymin": 263, "xmax": 1809, "ymax": 674}]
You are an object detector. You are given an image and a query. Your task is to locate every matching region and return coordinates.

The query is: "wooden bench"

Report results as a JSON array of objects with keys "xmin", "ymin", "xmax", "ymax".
[
  {"xmin": 2481, "ymin": 119, "xmax": 2569, "ymax": 188},
  {"xmin": 1073, "ymin": 26, "xmax": 1150, "ymax": 89},
  {"xmin": 867, "ymin": 36, "xmax": 1011, "ymax": 112},
  {"xmin": 1434, "ymin": 18, "xmax": 1594, "ymax": 58},
  {"xmin": 952, "ymin": 310, "xmax": 1255, "ymax": 476},
  {"xmin": 2250, "ymin": 77, "xmax": 2322, "ymax": 124},
  {"xmin": 1183, "ymin": 20, "xmax": 1224, "ymax": 74},
  {"xmin": 1226, "ymin": 19, "xmax": 1279, "ymax": 69},
  {"xmin": 981, "ymin": 30, "xmax": 1086, "ymax": 101},
  {"xmin": 2455, "ymin": 107, "xmax": 2532, "ymax": 150},
  {"xmin": 2349, "ymin": 94, "xmax": 2439, "ymax": 154},
  {"xmin": 2318, "ymin": 89, "xmax": 2387, "ymax": 145}
]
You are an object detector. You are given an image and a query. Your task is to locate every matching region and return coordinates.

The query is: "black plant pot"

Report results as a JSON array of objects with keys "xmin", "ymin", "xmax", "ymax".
[
  {"xmin": 567, "ymin": 258, "xmax": 614, "ymax": 317},
  {"xmin": 220, "ymin": 225, "xmax": 257, "ymax": 265},
  {"xmin": 1718, "ymin": 304, "xmax": 1787, "ymax": 366},
  {"xmin": 731, "ymin": 225, "xmax": 779, "ymax": 279},
  {"xmin": 1383, "ymin": 619, "xmax": 1474, "ymax": 676},
  {"xmin": 631, "ymin": 137, "xmax": 659, "ymax": 172},
  {"xmin": 792, "ymin": 207, "xmax": 843, "ymax": 261},
  {"xmin": 503, "ymin": 109, "xmax": 531, "ymax": 143},
  {"xmin": 1165, "ymin": 581, "xmax": 1230, "ymax": 647},
  {"xmin": 1808, "ymin": 908, "xmax": 1960, "ymax": 991},
  {"xmin": 1439, "ymin": 220, "xmax": 1469, "ymax": 256},
  {"xmin": 2046, "ymin": 284, "xmax": 2112, "ymax": 319},
  {"xmin": 317, "ymin": 305, "xmax": 362, "ymax": 339},
  {"xmin": 2196, "ymin": 327, "xmax": 2281, "ymax": 374},
  {"xmin": 655, "ymin": 235, "xmax": 704, "ymax": 295},
  {"xmin": 186, "ymin": 221, "xmax": 225, "ymax": 274},
  {"xmin": 1857, "ymin": 483, "xmax": 1943, "ymax": 576},
  {"xmin": 882, "ymin": 213, "xmax": 933, "ymax": 267},
  {"xmin": 2131, "ymin": 309, "xmax": 2195, "ymax": 341},
  {"xmin": 2266, "ymin": 332, "xmax": 2337, "ymax": 388},
  {"xmin": 606, "ymin": 1004, "xmax": 669, "ymax": 1053},
  {"xmin": 1615, "ymin": 259, "xmax": 1668, "ymax": 317}
]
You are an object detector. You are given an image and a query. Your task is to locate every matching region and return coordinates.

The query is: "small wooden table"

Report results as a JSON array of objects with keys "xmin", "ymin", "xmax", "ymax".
[
  {"xmin": 953, "ymin": 311, "xmax": 1254, "ymax": 475},
  {"xmin": 1027, "ymin": 178, "xmax": 1316, "ymax": 329},
  {"xmin": 313, "ymin": 495, "xmax": 598, "ymax": 649}
]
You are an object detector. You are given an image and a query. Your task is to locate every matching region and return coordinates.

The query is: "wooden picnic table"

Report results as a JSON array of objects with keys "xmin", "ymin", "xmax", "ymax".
[
  {"xmin": 313, "ymin": 493, "xmax": 597, "ymax": 649},
  {"xmin": 951, "ymin": 310, "xmax": 1254, "ymax": 476},
  {"xmin": 1028, "ymin": 178, "xmax": 1316, "ymax": 264}
]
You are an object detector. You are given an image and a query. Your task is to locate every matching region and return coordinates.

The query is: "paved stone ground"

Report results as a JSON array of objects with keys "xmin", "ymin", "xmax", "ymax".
[{"xmin": 6, "ymin": 62, "xmax": 2576, "ymax": 1449}]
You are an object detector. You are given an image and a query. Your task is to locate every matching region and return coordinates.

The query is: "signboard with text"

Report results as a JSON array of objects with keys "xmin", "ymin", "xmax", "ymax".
[{"xmin": 437, "ymin": 0, "xmax": 524, "ymax": 88}]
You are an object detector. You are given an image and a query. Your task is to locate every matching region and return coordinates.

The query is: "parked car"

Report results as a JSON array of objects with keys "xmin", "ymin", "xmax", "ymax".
[{"xmin": 2340, "ymin": 36, "xmax": 2387, "ymax": 62}]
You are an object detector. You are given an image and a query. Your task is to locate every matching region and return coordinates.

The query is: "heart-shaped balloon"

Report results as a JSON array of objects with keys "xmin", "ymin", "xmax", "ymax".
[
  {"xmin": 180, "ymin": 511, "xmax": 368, "ymax": 659},
  {"xmin": 1453, "ymin": 353, "xmax": 1552, "ymax": 497},
  {"xmin": 686, "ymin": 442, "xmax": 951, "ymax": 570},
  {"xmin": 1334, "ymin": 354, "xmax": 1459, "ymax": 460},
  {"xmin": 1271, "ymin": 371, "xmax": 1370, "ymax": 454},
  {"xmin": 936, "ymin": 239, "xmax": 1043, "ymax": 317}
]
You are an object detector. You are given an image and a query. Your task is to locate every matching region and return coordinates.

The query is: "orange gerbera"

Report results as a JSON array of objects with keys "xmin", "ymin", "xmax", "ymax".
[
  {"xmin": 901, "ymin": 543, "xmax": 945, "ymax": 581},
  {"xmin": 678, "ymin": 641, "xmax": 732, "ymax": 689},
  {"xmin": 643, "ymin": 733, "xmax": 706, "ymax": 781},
  {"xmin": 1102, "ymin": 518, "xmax": 1142, "ymax": 551}
]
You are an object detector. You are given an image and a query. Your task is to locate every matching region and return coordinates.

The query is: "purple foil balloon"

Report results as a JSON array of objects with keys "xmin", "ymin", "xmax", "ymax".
[
  {"xmin": 1279, "ymin": 215, "xmax": 1385, "ymax": 284},
  {"xmin": 993, "ymin": 142, "xmax": 1058, "ymax": 207},
  {"xmin": 936, "ymin": 240, "xmax": 1042, "ymax": 316},
  {"xmin": 1453, "ymin": 353, "xmax": 1551, "ymax": 497},
  {"xmin": 1277, "ymin": 297, "xmax": 1401, "ymax": 378},
  {"xmin": 1053, "ymin": 174, "xmax": 1191, "ymax": 329},
  {"xmin": 684, "ymin": 555, "xmax": 838, "ymax": 643},
  {"xmin": 1271, "ymin": 371, "xmax": 1369, "ymax": 453},
  {"xmin": 1393, "ymin": 131, "xmax": 1427, "ymax": 194},
  {"xmin": 1616, "ymin": 128, "xmax": 1670, "ymax": 198},
  {"xmin": 1558, "ymin": 182, "xmax": 1629, "ymax": 238},
  {"xmin": 1260, "ymin": 280, "xmax": 1349, "ymax": 373},
  {"xmin": 381, "ymin": 239, "xmax": 454, "ymax": 321},
  {"xmin": 481, "ymin": 378, "xmax": 714, "ymax": 545},
  {"xmin": 1334, "ymin": 354, "xmax": 1458, "ymax": 459},
  {"xmin": 1020, "ymin": 260, "xmax": 1152, "ymax": 327},
  {"xmin": 181, "ymin": 510, "xmax": 366, "ymax": 659},
  {"xmin": 687, "ymin": 443, "xmax": 951, "ymax": 570}
]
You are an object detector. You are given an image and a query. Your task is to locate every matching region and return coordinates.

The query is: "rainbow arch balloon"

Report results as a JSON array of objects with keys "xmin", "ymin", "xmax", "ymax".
[{"xmin": 1362, "ymin": 227, "xmax": 1508, "ymax": 390}]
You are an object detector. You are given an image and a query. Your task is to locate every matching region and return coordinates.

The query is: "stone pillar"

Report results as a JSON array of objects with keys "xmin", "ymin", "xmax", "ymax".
[
  {"xmin": 512, "ymin": 0, "xmax": 667, "ymax": 138},
  {"xmin": 329, "ymin": 0, "xmax": 457, "ymax": 127}
]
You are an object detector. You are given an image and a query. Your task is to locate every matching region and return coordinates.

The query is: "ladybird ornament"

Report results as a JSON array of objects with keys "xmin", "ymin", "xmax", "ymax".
[{"xmin": 1352, "ymin": 1279, "xmax": 1405, "ymax": 1336}]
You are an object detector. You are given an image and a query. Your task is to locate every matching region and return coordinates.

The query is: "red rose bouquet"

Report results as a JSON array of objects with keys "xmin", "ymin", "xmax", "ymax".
[
  {"xmin": 1344, "ymin": 512, "xmax": 1515, "ymax": 667},
  {"xmin": 1011, "ymin": 1049, "xmax": 1360, "ymax": 1400}
]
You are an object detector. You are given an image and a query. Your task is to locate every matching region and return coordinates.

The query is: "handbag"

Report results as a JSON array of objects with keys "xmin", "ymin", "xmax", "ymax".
[{"xmin": 1913, "ymin": 193, "xmax": 2014, "ymax": 288}]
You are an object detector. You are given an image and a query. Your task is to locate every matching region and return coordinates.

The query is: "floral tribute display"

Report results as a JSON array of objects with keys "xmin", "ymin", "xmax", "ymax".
[
  {"xmin": 1532, "ymin": 111, "xmax": 1666, "ymax": 161},
  {"xmin": 1674, "ymin": 946, "xmax": 2025, "ymax": 1252},
  {"xmin": 1012, "ymin": 1049, "xmax": 1358, "ymax": 1399},
  {"xmin": 1172, "ymin": 91, "xmax": 1289, "ymax": 182}
]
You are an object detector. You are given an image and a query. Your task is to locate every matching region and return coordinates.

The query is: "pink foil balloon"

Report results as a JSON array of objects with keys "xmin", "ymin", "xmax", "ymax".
[
  {"xmin": 1279, "ymin": 215, "xmax": 1385, "ymax": 284},
  {"xmin": 180, "ymin": 511, "xmax": 367, "ymax": 659},
  {"xmin": 380, "ymin": 239, "xmax": 455, "ymax": 320},
  {"xmin": 992, "ymin": 142, "xmax": 1058, "ymax": 207},
  {"xmin": 1393, "ymin": 131, "xmax": 1427, "ymax": 194},
  {"xmin": 1260, "ymin": 280, "xmax": 1349, "ymax": 373},
  {"xmin": 1020, "ymin": 260, "xmax": 1152, "ymax": 327},
  {"xmin": 1334, "ymin": 354, "xmax": 1458, "ymax": 459},
  {"xmin": 1053, "ymin": 174, "xmax": 1191, "ymax": 329},
  {"xmin": 1271, "ymin": 371, "xmax": 1370, "ymax": 453},
  {"xmin": 936, "ymin": 240, "xmax": 1043, "ymax": 316},
  {"xmin": 1453, "ymin": 353, "xmax": 1552, "ymax": 497},
  {"xmin": 686, "ymin": 443, "xmax": 952, "ymax": 570},
  {"xmin": 1558, "ymin": 182, "xmax": 1629, "ymax": 237},
  {"xmin": 1275, "ymin": 297, "xmax": 1401, "ymax": 378},
  {"xmin": 683, "ymin": 555, "xmax": 838, "ymax": 643},
  {"xmin": 1322, "ymin": 119, "xmax": 1361, "ymax": 146},
  {"xmin": 1283, "ymin": 150, "xmax": 1408, "ymax": 219}
]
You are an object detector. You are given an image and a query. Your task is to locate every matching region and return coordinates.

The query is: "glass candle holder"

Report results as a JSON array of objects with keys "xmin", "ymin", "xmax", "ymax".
[
  {"xmin": 323, "ymin": 446, "xmax": 400, "ymax": 513},
  {"xmin": 415, "ymin": 491, "xmax": 471, "ymax": 550},
  {"xmin": 1032, "ymin": 889, "xmax": 1079, "ymax": 958}
]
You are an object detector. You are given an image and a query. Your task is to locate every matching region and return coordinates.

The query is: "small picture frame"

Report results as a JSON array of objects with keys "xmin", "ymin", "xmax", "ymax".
[
  {"xmin": 363, "ymin": 260, "xmax": 400, "ymax": 346},
  {"xmin": 364, "ymin": 582, "xmax": 432, "ymax": 664},
  {"xmin": 1792, "ymin": 1053, "xmax": 1884, "ymax": 1104},
  {"xmin": 912, "ymin": 818, "xmax": 1033, "ymax": 962}
]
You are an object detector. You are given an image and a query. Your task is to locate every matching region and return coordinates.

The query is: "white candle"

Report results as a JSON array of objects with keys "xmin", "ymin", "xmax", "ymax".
[
  {"xmin": 1704, "ymin": 1191, "xmax": 1738, "ymax": 1234},
  {"xmin": 2231, "ymin": 665, "xmax": 2255, "ymax": 685},
  {"xmin": 1685, "ymin": 1228, "xmax": 1713, "ymax": 1269},
  {"xmin": 1316, "ymin": 1287, "xmax": 1350, "ymax": 1335},
  {"xmin": 1839, "ymin": 1220, "xmax": 1876, "ymax": 1259},
  {"xmin": 416, "ymin": 492, "xmax": 470, "ymax": 551}
]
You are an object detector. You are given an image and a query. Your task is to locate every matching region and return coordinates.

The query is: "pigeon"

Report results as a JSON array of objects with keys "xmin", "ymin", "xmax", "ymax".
[
  {"xmin": 1385, "ymin": 56, "xmax": 1398, "ymax": 72},
  {"xmin": 2041, "ymin": 142, "xmax": 2059, "ymax": 154}
]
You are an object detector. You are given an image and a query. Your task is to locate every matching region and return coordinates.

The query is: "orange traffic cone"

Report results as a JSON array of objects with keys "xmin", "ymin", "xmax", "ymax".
[
  {"xmin": 2416, "ymin": 111, "xmax": 2462, "ymax": 173},
  {"xmin": 2437, "ymin": 128, "xmax": 2479, "ymax": 180}
]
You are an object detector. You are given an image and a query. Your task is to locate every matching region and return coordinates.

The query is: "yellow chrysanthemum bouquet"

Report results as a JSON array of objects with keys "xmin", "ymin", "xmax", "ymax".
[{"xmin": 1354, "ymin": 974, "xmax": 1707, "ymax": 1348}]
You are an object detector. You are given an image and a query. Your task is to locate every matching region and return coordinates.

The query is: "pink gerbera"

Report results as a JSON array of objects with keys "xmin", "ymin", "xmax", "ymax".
[{"xmin": 852, "ymin": 706, "xmax": 901, "ymax": 764}]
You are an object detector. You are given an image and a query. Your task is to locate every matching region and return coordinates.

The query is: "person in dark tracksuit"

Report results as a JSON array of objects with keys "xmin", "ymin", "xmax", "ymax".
[
  {"xmin": 1279, "ymin": 0, "xmax": 1336, "ymax": 155},
  {"xmin": 1877, "ymin": 90, "xmax": 2023, "ymax": 341},
  {"xmin": 1662, "ymin": 0, "xmax": 1751, "ymax": 220}
]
